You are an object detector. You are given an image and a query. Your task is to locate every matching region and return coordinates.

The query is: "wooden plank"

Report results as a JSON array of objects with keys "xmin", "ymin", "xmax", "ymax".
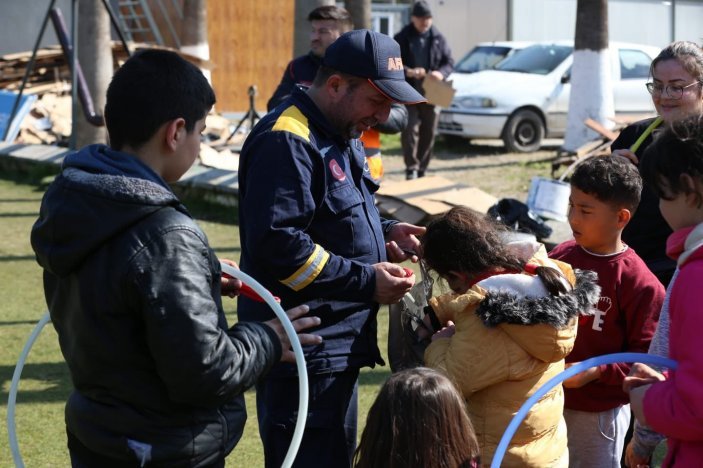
[
  {"xmin": 584, "ymin": 118, "xmax": 619, "ymax": 141},
  {"xmin": 574, "ymin": 139, "xmax": 605, "ymax": 157},
  {"xmin": 208, "ymin": 0, "xmax": 294, "ymax": 112}
]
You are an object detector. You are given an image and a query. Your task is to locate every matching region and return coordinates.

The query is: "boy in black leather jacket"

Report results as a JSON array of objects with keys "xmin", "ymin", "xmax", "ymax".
[{"xmin": 31, "ymin": 49, "xmax": 321, "ymax": 468}]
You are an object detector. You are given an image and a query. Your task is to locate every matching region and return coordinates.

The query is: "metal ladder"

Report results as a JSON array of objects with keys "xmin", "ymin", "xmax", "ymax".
[{"xmin": 115, "ymin": 0, "xmax": 182, "ymax": 48}]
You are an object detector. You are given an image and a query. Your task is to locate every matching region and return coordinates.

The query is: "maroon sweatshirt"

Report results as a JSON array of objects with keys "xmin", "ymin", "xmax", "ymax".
[{"xmin": 549, "ymin": 241, "xmax": 663, "ymax": 411}]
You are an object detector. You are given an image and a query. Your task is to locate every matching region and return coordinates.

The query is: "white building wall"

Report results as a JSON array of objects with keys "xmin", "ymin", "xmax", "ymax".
[
  {"xmin": 510, "ymin": 0, "xmax": 702, "ymax": 49},
  {"xmin": 677, "ymin": 0, "xmax": 703, "ymax": 43},
  {"xmin": 604, "ymin": 0, "xmax": 671, "ymax": 47},
  {"xmin": 512, "ymin": 0, "xmax": 575, "ymax": 42},
  {"xmin": 425, "ymin": 0, "xmax": 508, "ymax": 62}
]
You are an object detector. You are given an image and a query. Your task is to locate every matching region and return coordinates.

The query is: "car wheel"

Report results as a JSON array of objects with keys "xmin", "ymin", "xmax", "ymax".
[{"xmin": 502, "ymin": 109, "xmax": 544, "ymax": 153}]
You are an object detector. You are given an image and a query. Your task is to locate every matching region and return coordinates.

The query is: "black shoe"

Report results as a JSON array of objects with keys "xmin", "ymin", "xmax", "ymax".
[
  {"xmin": 417, "ymin": 170, "xmax": 425, "ymax": 178},
  {"xmin": 405, "ymin": 169, "xmax": 418, "ymax": 180}
]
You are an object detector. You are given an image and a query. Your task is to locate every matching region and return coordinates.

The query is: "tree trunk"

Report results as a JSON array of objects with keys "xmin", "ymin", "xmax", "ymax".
[
  {"xmin": 181, "ymin": 0, "xmax": 211, "ymax": 82},
  {"xmin": 345, "ymin": 0, "xmax": 371, "ymax": 29},
  {"xmin": 73, "ymin": 0, "xmax": 111, "ymax": 148},
  {"xmin": 562, "ymin": 0, "xmax": 613, "ymax": 153},
  {"xmin": 294, "ymin": 0, "xmax": 334, "ymax": 57}
]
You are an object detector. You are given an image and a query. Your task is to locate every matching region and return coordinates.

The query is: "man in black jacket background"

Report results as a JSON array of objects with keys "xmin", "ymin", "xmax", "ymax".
[{"xmin": 395, "ymin": 0, "xmax": 454, "ymax": 180}]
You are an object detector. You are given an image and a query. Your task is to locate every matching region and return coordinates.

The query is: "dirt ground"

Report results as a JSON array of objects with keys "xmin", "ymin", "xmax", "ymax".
[
  {"xmin": 380, "ymin": 136, "xmax": 564, "ymax": 201},
  {"xmin": 378, "ymin": 135, "xmax": 575, "ymax": 244}
]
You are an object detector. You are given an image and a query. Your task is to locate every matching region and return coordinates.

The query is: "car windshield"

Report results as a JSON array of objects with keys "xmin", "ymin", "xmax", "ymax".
[
  {"xmin": 455, "ymin": 45, "xmax": 514, "ymax": 73},
  {"xmin": 495, "ymin": 44, "xmax": 573, "ymax": 75}
]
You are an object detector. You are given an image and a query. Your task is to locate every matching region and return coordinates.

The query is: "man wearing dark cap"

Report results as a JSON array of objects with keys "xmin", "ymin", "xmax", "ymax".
[
  {"xmin": 238, "ymin": 29, "xmax": 427, "ymax": 467},
  {"xmin": 395, "ymin": 0, "xmax": 454, "ymax": 179},
  {"xmin": 267, "ymin": 5, "xmax": 407, "ymax": 183}
]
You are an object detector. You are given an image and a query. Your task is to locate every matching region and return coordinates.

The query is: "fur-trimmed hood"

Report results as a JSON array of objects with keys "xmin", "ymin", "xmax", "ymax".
[
  {"xmin": 424, "ymin": 241, "xmax": 598, "ymax": 466},
  {"xmin": 477, "ymin": 268, "xmax": 599, "ymax": 363},
  {"xmin": 477, "ymin": 268, "xmax": 600, "ymax": 328},
  {"xmin": 429, "ymin": 266, "xmax": 600, "ymax": 364}
]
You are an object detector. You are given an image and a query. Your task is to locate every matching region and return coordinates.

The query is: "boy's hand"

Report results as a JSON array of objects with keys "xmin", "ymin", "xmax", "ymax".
[
  {"xmin": 220, "ymin": 259, "xmax": 243, "ymax": 298},
  {"xmin": 562, "ymin": 362, "xmax": 601, "ymax": 388},
  {"xmin": 263, "ymin": 305, "xmax": 322, "ymax": 363},
  {"xmin": 623, "ymin": 363, "xmax": 665, "ymax": 393}
]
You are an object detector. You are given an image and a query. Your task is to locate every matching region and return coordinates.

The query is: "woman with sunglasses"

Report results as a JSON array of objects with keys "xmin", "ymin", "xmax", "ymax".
[{"xmin": 611, "ymin": 41, "xmax": 703, "ymax": 468}]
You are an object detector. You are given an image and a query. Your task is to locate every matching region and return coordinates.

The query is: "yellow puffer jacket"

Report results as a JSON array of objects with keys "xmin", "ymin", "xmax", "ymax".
[{"xmin": 425, "ymin": 244, "xmax": 600, "ymax": 467}]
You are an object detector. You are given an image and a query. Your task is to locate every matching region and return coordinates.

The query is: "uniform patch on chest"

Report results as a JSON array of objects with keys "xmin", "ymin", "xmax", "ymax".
[{"xmin": 328, "ymin": 159, "xmax": 347, "ymax": 181}]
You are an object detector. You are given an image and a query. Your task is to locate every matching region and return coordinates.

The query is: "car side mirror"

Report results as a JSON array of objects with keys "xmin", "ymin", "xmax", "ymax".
[{"xmin": 560, "ymin": 73, "xmax": 570, "ymax": 84}]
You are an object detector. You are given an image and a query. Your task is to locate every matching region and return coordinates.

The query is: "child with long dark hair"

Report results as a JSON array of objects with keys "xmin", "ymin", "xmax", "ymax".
[
  {"xmin": 354, "ymin": 367, "xmax": 480, "ymax": 468},
  {"xmin": 625, "ymin": 115, "xmax": 703, "ymax": 466},
  {"xmin": 421, "ymin": 206, "xmax": 600, "ymax": 467}
]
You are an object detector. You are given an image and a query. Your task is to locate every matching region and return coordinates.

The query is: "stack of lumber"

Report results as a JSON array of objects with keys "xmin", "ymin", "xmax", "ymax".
[
  {"xmin": 1, "ymin": 42, "xmax": 220, "ymax": 148},
  {"xmin": 0, "ymin": 42, "xmax": 210, "ymax": 92}
]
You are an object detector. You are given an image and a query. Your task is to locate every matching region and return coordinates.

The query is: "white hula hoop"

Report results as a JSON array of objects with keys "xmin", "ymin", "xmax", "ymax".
[
  {"xmin": 219, "ymin": 263, "xmax": 309, "ymax": 468},
  {"xmin": 7, "ymin": 310, "xmax": 51, "ymax": 468},
  {"xmin": 7, "ymin": 264, "xmax": 308, "ymax": 468}
]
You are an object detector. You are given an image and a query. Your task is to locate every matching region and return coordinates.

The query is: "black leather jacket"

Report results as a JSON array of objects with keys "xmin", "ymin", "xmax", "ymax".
[{"xmin": 31, "ymin": 145, "xmax": 281, "ymax": 466}]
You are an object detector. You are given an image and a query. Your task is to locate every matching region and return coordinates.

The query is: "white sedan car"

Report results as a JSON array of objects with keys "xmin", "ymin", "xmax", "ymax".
[{"xmin": 438, "ymin": 41, "xmax": 660, "ymax": 152}]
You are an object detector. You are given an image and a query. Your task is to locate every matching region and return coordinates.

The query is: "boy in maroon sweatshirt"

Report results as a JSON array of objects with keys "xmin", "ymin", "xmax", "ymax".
[{"xmin": 549, "ymin": 156, "xmax": 663, "ymax": 466}]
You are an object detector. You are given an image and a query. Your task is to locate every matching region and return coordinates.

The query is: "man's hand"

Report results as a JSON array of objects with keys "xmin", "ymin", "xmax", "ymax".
[
  {"xmin": 220, "ymin": 258, "xmax": 243, "ymax": 298},
  {"xmin": 407, "ymin": 67, "xmax": 427, "ymax": 79},
  {"xmin": 263, "ymin": 305, "xmax": 323, "ymax": 363},
  {"xmin": 623, "ymin": 363, "xmax": 665, "ymax": 393},
  {"xmin": 429, "ymin": 70, "xmax": 444, "ymax": 81},
  {"xmin": 562, "ymin": 363, "xmax": 601, "ymax": 388},
  {"xmin": 385, "ymin": 223, "xmax": 426, "ymax": 263},
  {"xmin": 372, "ymin": 262, "xmax": 415, "ymax": 304}
]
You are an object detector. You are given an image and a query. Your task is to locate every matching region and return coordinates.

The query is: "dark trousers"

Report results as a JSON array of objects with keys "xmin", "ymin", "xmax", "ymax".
[
  {"xmin": 256, "ymin": 369, "xmax": 360, "ymax": 468},
  {"xmin": 401, "ymin": 102, "xmax": 440, "ymax": 173}
]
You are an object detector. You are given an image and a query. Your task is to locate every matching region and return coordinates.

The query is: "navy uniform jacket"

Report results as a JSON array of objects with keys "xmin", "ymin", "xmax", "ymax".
[{"xmin": 238, "ymin": 87, "xmax": 397, "ymax": 376}]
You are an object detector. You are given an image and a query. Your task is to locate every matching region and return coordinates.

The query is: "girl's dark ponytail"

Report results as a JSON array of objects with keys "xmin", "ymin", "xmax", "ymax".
[{"xmin": 524, "ymin": 263, "xmax": 569, "ymax": 296}]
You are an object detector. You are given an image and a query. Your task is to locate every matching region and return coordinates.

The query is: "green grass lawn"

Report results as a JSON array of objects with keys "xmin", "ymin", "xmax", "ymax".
[{"xmin": 0, "ymin": 169, "xmax": 666, "ymax": 466}]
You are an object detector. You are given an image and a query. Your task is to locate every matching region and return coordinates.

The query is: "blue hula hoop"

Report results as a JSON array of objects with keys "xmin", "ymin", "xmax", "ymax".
[{"xmin": 490, "ymin": 352, "xmax": 677, "ymax": 468}]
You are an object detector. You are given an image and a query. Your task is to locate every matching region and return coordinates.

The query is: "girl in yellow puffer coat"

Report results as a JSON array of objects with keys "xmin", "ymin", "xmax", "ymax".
[{"xmin": 421, "ymin": 206, "xmax": 600, "ymax": 467}]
